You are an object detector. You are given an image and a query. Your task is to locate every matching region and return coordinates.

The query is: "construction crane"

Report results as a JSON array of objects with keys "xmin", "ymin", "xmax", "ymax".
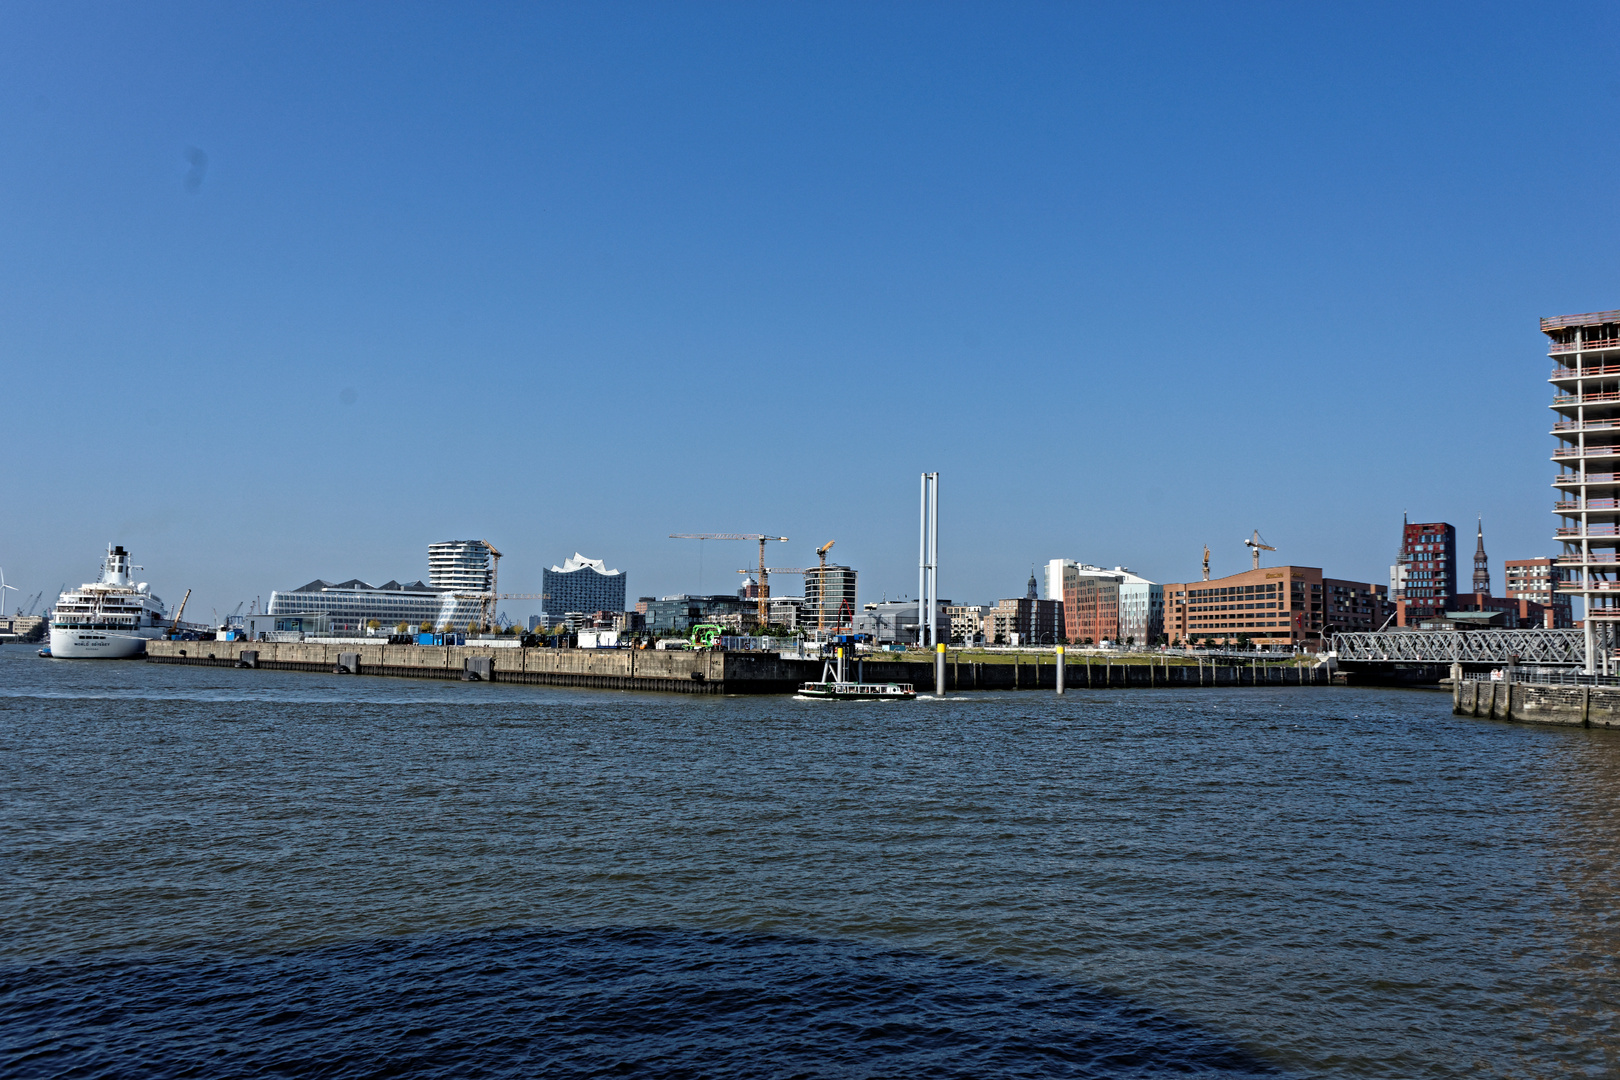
[
  {"xmin": 168, "ymin": 588, "xmax": 192, "ymax": 638},
  {"xmin": 1202, "ymin": 545, "xmax": 1210, "ymax": 582},
  {"xmin": 442, "ymin": 540, "xmax": 535, "ymax": 631},
  {"xmin": 450, "ymin": 591, "xmax": 545, "ymax": 631},
  {"xmin": 480, "ymin": 540, "xmax": 503, "ymax": 630},
  {"xmin": 670, "ymin": 533, "xmax": 788, "ymax": 628},
  {"xmin": 737, "ymin": 567, "xmax": 807, "ymax": 629},
  {"xmin": 814, "ymin": 540, "xmax": 835, "ymax": 632},
  {"xmin": 1244, "ymin": 530, "xmax": 1276, "ymax": 570}
]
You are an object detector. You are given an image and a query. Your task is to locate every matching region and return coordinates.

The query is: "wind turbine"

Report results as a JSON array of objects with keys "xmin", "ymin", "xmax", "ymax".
[{"xmin": 0, "ymin": 567, "xmax": 17, "ymax": 617}]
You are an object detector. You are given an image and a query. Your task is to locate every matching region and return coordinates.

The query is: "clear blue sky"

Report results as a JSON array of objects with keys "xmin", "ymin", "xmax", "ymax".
[{"xmin": 3, "ymin": 2, "xmax": 1617, "ymax": 622}]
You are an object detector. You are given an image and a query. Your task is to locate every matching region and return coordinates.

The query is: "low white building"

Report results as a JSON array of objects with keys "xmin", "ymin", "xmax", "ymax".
[{"xmin": 853, "ymin": 601, "xmax": 951, "ymax": 645}]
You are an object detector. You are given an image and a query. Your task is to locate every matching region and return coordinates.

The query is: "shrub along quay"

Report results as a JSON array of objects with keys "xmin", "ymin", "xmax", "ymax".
[{"xmin": 146, "ymin": 640, "xmax": 1330, "ymax": 694}]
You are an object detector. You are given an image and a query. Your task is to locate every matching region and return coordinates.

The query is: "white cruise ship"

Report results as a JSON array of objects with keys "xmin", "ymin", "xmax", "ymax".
[{"xmin": 48, "ymin": 545, "xmax": 170, "ymax": 658}]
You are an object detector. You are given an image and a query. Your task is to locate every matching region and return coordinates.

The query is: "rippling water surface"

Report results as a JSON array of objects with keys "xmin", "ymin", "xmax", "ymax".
[{"xmin": 2, "ymin": 649, "xmax": 1616, "ymax": 1077}]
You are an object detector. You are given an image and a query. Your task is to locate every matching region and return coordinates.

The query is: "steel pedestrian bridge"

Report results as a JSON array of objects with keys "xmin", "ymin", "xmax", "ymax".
[{"xmin": 1332, "ymin": 629, "xmax": 1588, "ymax": 667}]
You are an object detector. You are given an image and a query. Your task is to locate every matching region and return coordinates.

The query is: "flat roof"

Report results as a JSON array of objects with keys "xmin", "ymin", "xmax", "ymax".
[{"xmin": 1541, "ymin": 309, "xmax": 1620, "ymax": 331}]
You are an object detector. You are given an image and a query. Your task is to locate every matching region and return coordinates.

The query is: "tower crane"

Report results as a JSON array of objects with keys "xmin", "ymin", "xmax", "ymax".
[
  {"xmin": 481, "ymin": 540, "xmax": 502, "ymax": 630},
  {"xmin": 815, "ymin": 540, "xmax": 835, "ymax": 632},
  {"xmin": 1244, "ymin": 530, "xmax": 1276, "ymax": 570},
  {"xmin": 449, "ymin": 590, "xmax": 546, "ymax": 631},
  {"xmin": 736, "ymin": 568, "xmax": 808, "ymax": 630},
  {"xmin": 670, "ymin": 533, "xmax": 788, "ymax": 628},
  {"xmin": 1202, "ymin": 545, "xmax": 1210, "ymax": 582},
  {"xmin": 445, "ymin": 540, "xmax": 546, "ymax": 632}
]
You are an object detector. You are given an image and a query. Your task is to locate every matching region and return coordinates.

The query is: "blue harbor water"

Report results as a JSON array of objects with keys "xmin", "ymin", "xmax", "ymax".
[{"xmin": 1, "ymin": 648, "xmax": 1616, "ymax": 1077}]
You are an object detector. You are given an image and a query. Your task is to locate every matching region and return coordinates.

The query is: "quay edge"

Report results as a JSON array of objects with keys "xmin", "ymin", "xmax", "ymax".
[
  {"xmin": 145, "ymin": 640, "xmax": 1334, "ymax": 694},
  {"xmin": 1453, "ymin": 676, "xmax": 1620, "ymax": 728}
]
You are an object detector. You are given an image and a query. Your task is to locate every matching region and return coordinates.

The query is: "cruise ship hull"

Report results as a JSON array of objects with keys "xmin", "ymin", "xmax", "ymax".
[{"xmin": 48, "ymin": 628, "xmax": 160, "ymax": 659}]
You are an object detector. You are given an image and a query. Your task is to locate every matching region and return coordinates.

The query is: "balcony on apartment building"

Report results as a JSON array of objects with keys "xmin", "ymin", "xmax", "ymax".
[
  {"xmin": 1552, "ymin": 419, "xmax": 1620, "ymax": 433},
  {"xmin": 1555, "ymin": 498, "xmax": 1620, "ymax": 510},
  {"xmin": 1552, "ymin": 390, "xmax": 1620, "ymax": 407},
  {"xmin": 1554, "ymin": 472, "xmax": 1620, "ymax": 486},
  {"xmin": 1552, "ymin": 446, "xmax": 1620, "ymax": 459},
  {"xmin": 1550, "ymin": 363, "xmax": 1620, "ymax": 381}
]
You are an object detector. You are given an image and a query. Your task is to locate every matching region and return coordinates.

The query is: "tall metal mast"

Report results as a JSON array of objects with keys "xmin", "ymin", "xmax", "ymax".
[{"xmin": 919, "ymin": 473, "xmax": 939, "ymax": 648}]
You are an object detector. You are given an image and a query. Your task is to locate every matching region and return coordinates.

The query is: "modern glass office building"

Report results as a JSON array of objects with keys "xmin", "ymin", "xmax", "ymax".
[
  {"xmin": 265, "ymin": 578, "xmax": 483, "ymax": 633},
  {"xmin": 644, "ymin": 594, "xmax": 754, "ymax": 634},
  {"xmin": 802, "ymin": 565, "xmax": 857, "ymax": 632},
  {"xmin": 1054, "ymin": 562, "xmax": 1163, "ymax": 645},
  {"xmin": 541, "ymin": 553, "xmax": 626, "ymax": 623}
]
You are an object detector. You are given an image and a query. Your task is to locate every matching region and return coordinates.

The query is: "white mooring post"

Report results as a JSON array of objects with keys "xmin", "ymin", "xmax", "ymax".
[
  {"xmin": 1056, "ymin": 644, "xmax": 1065, "ymax": 694},
  {"xmin": 936, "ymin": 641, "xmax": 946, "ymax": 697}
]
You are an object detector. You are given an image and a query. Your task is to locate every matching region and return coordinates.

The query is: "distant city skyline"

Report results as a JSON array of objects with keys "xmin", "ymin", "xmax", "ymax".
[{"xmin": 2, "ymin": 4, "xmax": 1611, "ymax": 623}]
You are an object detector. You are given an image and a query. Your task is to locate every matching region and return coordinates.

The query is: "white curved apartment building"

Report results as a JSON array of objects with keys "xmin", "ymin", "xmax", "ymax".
[{"xmin": 428, "ymin": 540, "xmax": 496, "ymax": 592}]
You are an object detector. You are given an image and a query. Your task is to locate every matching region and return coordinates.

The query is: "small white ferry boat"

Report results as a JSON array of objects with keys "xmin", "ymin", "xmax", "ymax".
[
  {"xmin": 797, "ymin": 680, "xmax": 915, "ymax": 701},
  {"xmin": 48, "ymin": 545, "xmax": 170, "ymax": 659},
  {"xmin": 797, "ymin": 651, "xmax": 915, "ymax": 701}
]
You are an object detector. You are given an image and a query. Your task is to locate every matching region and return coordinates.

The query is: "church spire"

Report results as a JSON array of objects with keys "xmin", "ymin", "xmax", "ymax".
[{"xmin": 1473, "ymin": 517, "xmax": 1490, "ymax": 595}]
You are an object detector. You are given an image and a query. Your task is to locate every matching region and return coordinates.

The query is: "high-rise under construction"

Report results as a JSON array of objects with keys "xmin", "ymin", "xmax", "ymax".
[{"xmin": 1544, "ymin": 308, "xmax": 1620, "ymax": 665}]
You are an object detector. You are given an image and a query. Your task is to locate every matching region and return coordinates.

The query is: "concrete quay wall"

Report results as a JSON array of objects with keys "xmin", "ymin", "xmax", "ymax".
[
  {"xmin": 862, "ymin": 658, "xmax": 1327, "ymax": 691},
  {"xmin": 1453, "ymin": 678, "xmax": 1620, "ymax": 728},
  {"xmin": 146, "ymin": 640, "xmax": 811, "ymax": 694},
  {"xmin": 146, "ymin": 641, "xmax": 1330, "ymax": 695}
]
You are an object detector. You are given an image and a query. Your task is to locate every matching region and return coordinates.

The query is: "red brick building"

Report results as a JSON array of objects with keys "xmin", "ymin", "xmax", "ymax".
[
  {"xmin": 1393, "ymin": 520, "xmax": 1456, "ymax": 626},
  {"xmin": 1165, "ymin": 565, "xmax": 1387, "ymax": 648},
  {"xmin": 1503, "ymin": 558, "xmax": 1573, "ymax": 628}
]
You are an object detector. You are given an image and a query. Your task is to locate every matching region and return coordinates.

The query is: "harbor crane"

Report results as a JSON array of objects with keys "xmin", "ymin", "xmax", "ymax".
[
  {"xmin": 168, "ymin": 588, "xmax": 192, "ymax": 637},
  {"xmin": 670, "ymin": 533, "xmax": 788, "ymax": 628},
  {"xmin": 1244, "ymin": 530, "xmax": 1276, "ymax": 570}
]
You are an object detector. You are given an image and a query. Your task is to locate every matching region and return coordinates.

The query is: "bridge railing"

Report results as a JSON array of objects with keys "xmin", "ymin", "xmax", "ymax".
[
  {"xmin": 1460, "ymin": 669, "xmax": 1620, "ymax": 687},
  {"xmin": 1331, "ymin": 628, "xmax": 1589, "ymax": 666}
]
